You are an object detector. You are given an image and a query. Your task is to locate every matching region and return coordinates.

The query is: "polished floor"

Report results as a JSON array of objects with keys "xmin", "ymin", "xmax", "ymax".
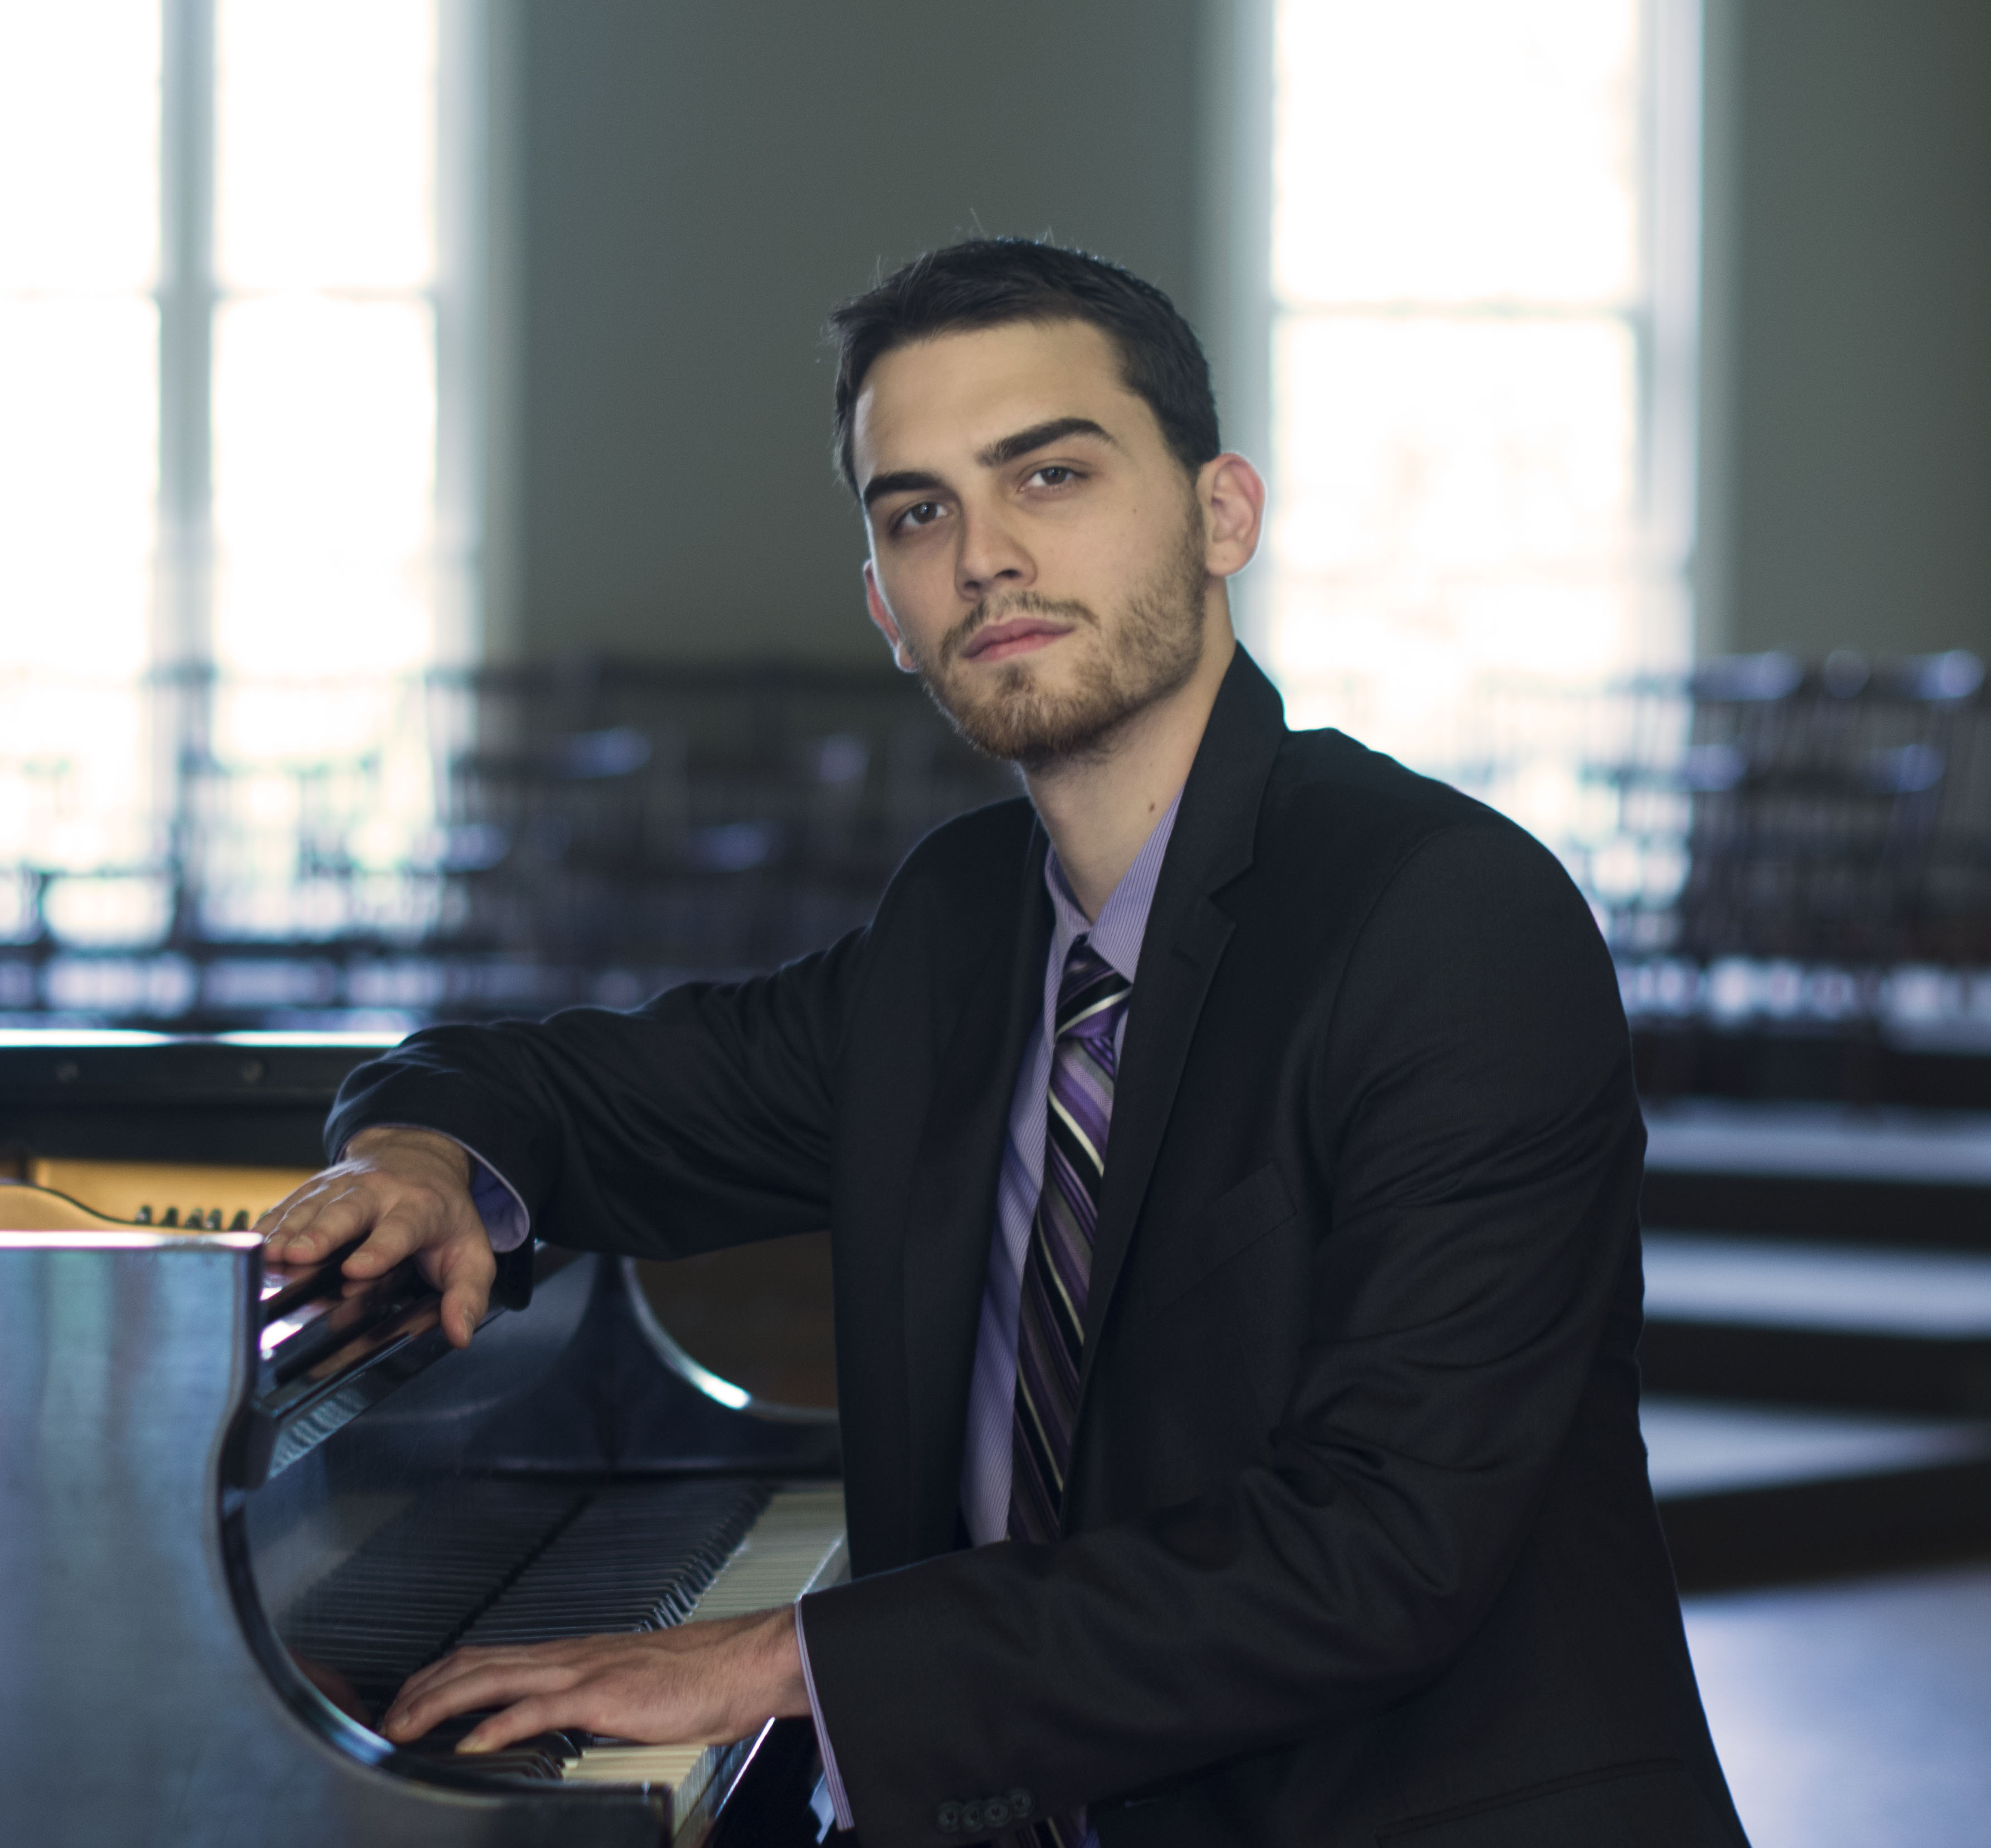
[{"xmin": 1684, "ymin": 1560, "xmax": 1991, "ymax": 1848}]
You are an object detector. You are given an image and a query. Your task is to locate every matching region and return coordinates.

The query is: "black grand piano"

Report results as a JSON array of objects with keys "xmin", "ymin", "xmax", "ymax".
[{"xmin": 0, "ymin": 1036, "xmax": 844, "ymax": 1847}]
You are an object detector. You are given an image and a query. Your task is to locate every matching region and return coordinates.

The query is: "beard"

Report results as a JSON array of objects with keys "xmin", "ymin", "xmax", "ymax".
[{"xmin": 906, "ymin": 504, "xmax": 1211, "ymax": 772}]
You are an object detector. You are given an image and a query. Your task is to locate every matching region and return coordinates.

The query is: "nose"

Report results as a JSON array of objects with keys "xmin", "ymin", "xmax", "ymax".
[{"xmin": 954, "ymin": 504, "xmax": 1033, "ymax": 605}]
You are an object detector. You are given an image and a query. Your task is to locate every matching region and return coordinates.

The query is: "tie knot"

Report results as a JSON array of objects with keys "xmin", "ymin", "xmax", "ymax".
[{"xmin": 1055, "ymin": 937, "xmax": 1131, "ymax": 1044}]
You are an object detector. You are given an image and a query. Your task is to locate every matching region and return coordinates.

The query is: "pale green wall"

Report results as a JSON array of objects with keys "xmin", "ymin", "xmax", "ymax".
[
  {"xmin": 1713, "ymin": 0, "xmax": 1991, "ymax": 660},
  {"xmin": 489, "ymin": 0, "xmax": 1210, "ymax": 667},
  {"xmin": 488, "ymin": 1, "xmax": 1991, "ymax": 672}
]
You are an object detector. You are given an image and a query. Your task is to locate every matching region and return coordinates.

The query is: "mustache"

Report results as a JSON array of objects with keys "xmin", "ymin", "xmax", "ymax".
[{"xmin": 940, "ymin": 591, "xmax": 1099, "ymax": 665}]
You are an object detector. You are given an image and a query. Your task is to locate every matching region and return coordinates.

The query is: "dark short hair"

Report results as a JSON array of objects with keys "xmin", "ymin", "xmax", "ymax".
[{"xmin": 827, "ymin": 238, "xmax": 1221, "ymax": 498}]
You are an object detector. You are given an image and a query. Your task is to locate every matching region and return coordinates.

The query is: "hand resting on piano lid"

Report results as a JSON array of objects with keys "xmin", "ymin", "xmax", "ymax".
[
  {"xmin": 259, "ymin": 1123, "xmax": 499, "ymax": 1352},
  {"xmin": 259, "ymin": 1124, "xmax": 818, "ymax": 1764}
]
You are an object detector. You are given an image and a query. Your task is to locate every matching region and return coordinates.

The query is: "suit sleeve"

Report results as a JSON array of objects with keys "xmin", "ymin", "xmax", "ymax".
[
  {"xmin": 797, "ymin": 821, "xmax": 1646, "ymax": 1844},
  {"xmin": 323, "ymin": 926, "xmax": 867, "ymax": 1256}
]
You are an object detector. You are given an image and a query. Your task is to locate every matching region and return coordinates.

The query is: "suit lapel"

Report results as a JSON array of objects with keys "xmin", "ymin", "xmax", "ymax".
[
  {"xmin": 900, "ymin": 819, "xmax": 1053, "ymax": 1558},
  {"xmin": 1077, "ymin": 650, "xmax": 1288, "ymax": 1393}
]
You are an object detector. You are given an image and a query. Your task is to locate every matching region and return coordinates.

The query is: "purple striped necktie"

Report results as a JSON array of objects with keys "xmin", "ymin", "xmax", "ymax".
[{"xmin": 1007, "ymin": 935, "xmax": 1131, "ymax": 1848}]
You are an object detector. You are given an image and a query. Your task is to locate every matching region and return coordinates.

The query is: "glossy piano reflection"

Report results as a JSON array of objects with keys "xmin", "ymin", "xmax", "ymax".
[{"xmin": 1, "ymin": 1187, "xmax": 842, "ymax": 1848}]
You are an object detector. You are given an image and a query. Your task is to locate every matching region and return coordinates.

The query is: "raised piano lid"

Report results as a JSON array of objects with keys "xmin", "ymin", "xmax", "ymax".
[{"xmin": 0, "ymin": 1223, "xmax": 838, "ymax": 1847}]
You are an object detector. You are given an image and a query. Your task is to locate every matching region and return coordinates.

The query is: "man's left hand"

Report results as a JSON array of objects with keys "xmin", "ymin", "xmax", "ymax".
[{"xmin": 379, "ymin": 1607, "xmax": 810, "ymax": 1754}]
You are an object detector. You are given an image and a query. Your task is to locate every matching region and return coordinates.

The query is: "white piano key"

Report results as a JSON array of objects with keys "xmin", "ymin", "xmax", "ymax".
[{"xmin": 562, "ymin": 1485, "xmax": 849, "ymax": 1829}]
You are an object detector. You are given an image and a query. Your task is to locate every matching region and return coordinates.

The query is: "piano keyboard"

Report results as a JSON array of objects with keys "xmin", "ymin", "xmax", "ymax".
[
  {"xmin": 560, "ymin": 1485, "xmax": 849, "ymax": 1816},
  {"xmin": 274, "ymin": 1476, "xmax": 845, "ymax": 1834},
  {"xmin": 456, "ymin": 1480, "xmax": 775, "ymax": 1649},
  {"xmin": 280, "ymin": 1477, "xmax": 772, "ymax": 1714}
]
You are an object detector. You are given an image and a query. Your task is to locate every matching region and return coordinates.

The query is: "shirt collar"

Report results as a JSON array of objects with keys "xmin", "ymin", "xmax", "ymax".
[{"xmin": 1043, "ymin": 789, "xmax": 1183, "ymax": 987}]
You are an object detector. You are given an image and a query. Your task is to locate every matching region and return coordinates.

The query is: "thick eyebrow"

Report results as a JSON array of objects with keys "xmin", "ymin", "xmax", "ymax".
[
  {"xmin": 976, "ymin": 416, "xmax": 1117, "ymax": 469},
  {"xmin": 861, "ymin": 467, "xmax": 947, "ymax": 510},
  {"xmin": 860, "ymin": 416, "xmax": 1119, "ymax": 509}
]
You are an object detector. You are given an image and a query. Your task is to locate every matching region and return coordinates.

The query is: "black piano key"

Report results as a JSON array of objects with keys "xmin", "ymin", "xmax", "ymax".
[
  {"xmin": 408, "ymin": 1714, "xmax": 591, "ymax": 1758},
  {"xmin": 277, "ymin": 1478, "xmax": 591, "ymax": 1707},
  {"xmin": 397, "ymin": 1715, "xmax": 583, "ymax": 1781},
  {"xmin": 455, "ymin": 1479, "xmax": 770, "ymax": 1650},
  {"xmin": 275, "ymin": 1475, "xmax": 774, "ymax": 1727}
]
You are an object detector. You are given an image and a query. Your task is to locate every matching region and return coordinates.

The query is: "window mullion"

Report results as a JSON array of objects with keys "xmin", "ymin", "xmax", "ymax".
[
  {"xmin": 158, "ymin": 0, "xmax": 214, "ymax": 600},
  {"xmin": 156, "ymin": 0, "xmax": 216, "ymax": 944}
]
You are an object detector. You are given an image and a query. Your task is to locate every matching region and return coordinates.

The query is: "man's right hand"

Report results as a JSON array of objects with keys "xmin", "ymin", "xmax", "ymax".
[{"xmin": 257, "ymin": 1127, "xmax": 496, "ymax": 1349}]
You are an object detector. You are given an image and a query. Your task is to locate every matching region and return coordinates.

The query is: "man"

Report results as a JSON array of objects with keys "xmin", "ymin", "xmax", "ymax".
[{"xmin": 263, "ymin": 240, "xmax": 1747, "ymax": 1847}]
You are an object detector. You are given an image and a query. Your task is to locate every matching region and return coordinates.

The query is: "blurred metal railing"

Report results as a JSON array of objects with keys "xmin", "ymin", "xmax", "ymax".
[
  {"xmin": 1372, "ymin": 649, "xmax": 1991, "ymax": 1049},
  {"xmin": 9, "ymin": 650, "xmax": 1991, "ymax": 1038},
  {"xmin": 0, "ymin": 660, "xmax": 1018, "ymax": 1027}
]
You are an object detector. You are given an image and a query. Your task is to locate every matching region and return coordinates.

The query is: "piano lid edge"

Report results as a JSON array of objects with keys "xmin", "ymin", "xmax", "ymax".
[
  {"xmin": 214, "ymin": 1502, "xmax": 671, "ymax": 1844},
  {"xmin": 618, "ymin": 1255, "xmax": 837, "ymax": 1430}
]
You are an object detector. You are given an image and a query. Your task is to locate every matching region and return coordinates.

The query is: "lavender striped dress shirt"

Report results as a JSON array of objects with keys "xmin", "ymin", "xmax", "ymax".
[{"xmin": 452, "ymin": 793, "xmax": 1184, "ymax": 1840}]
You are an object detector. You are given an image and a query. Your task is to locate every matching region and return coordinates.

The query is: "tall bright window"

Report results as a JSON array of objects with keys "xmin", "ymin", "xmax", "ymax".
[
  {"xmin": 0, "ymin": 4, "xmax": 162, "ymax": 950},
  {"xmin": 205, "ymin": 0, "xmax": 450, "ymax": 940},
  {"xmin": 0, "ymin": 0, "xmax": 466, "ymax": 967},
  {"xmin": 1266, "ymin": 0, "xmax": 1699, "ymax": 838}
]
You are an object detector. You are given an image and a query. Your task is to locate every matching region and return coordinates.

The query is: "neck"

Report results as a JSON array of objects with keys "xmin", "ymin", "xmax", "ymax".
[{"xmin": 1024, "ymin": 612, "xmax": 1235, "ymax": 920}]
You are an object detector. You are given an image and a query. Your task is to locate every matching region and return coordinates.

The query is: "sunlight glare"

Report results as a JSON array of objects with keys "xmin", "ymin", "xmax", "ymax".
[
  {"xmin": 211, "ymin": 296, "xmax": 436, "ymax": 571},
  {"xmin": 1272, "ymin": 315, "xmax": 1636, "ymax": 578},
  {"xmin": 1274, "ymin": 0, "xmax": 1639, "ymax": 308},
  {"xmin": 0, "ymin": 1, "xmax": 160, "ymax": 291},
  {"xmin": 0, "ymin": 298, "xmax": 158, "ymax": 569},
  {"xmin": 215, "ymin": 0, "xmax": 437, "ymax": 291}
]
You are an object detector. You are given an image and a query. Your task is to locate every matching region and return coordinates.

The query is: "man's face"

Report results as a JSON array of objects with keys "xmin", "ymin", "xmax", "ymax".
[{"xmin": 853, "ymin": 320, "xmax": 1218, "ymax": 769}]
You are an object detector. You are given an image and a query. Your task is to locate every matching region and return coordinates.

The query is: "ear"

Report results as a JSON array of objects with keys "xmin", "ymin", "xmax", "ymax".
[
  {"xmin": 1197, "ymin": 452, "xmax": 1266, "ymax": 581},
  {"xmin": 863, "ymin": 560, "xmax": 920, "ymax": 673}
]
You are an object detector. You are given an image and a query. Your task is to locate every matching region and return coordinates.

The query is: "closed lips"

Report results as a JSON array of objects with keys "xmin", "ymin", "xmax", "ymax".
[{"xmin": 962, "ymin": 619, "xmax": 1069, "ymax": 659}]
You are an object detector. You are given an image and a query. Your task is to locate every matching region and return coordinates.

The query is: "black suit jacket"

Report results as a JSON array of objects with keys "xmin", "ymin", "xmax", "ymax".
[{"xmin": 328, "ymin": 650, "xmax": 1747, "ymax": 1848}]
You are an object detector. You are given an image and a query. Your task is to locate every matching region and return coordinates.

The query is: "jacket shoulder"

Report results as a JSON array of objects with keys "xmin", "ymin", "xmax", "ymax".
[
  {"xmin": 1276, "ymin": 724, "xmax": 1497, "ymax": 826},
  {"xmin": 1272, "ymin": 725, "xmax": 1568, "ymax": 876},
  {"xmin": 1262, "ymin": 726, "xmax": 1604, "ymax": 972}
]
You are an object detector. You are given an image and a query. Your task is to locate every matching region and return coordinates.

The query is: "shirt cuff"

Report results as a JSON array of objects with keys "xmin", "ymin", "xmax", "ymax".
[
  {"xmin": 464, "ymin": 1150, "xmax": 531, "ymax": 1252},
  {"xmin": 343, "ymin": 1123, "xmax": 532, "ymax": 1252},
  {"xmin": 794, "ymin": 1600, "xmax": 855, "ymax": 1832}
]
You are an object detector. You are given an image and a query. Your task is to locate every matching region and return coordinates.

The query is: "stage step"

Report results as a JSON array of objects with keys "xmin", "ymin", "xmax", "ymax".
[
  {"xmin": 1639, "ymin": 1232, "xmax": 1991, "ymax": 1413},
  {"xmin": 1642, "ymin": 1396, "xmax": 1991, "ymax": 1499},
  {"xmin": 1631, "ymin": 1102, "xmax": 1991, "ymax": 1584},
  {"xmin": 1642, "ymin": 1396, "xmax": 1991, "ymax": 1588},
  {"xmin": 1641, "ymin": 1101, "xmax": 1991, "ymax": 1249}
]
